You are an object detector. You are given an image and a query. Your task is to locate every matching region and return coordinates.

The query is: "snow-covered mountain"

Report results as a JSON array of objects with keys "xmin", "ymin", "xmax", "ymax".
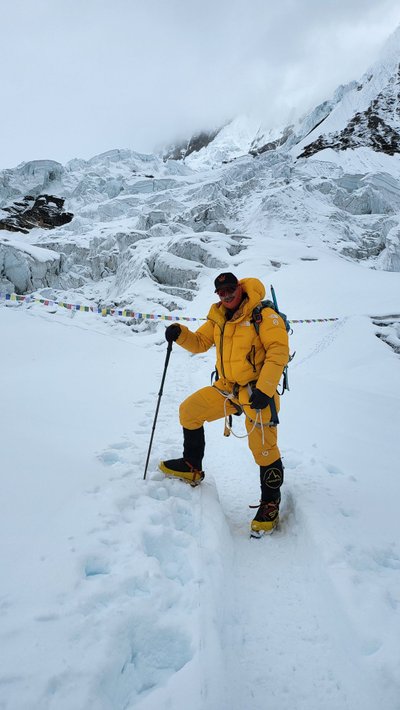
[
  {"xmin": 1, "ymin": 25, "xmax": 400, "ymax": 710},
  {"xmin": 1, "ymin": 27, "xmax": 400, "ymax": 310},
  {"xmin": 294, "ymin": 29, "xmax": 400, "ymax": 159},
  {"xmin": 186, "ymin": 25, "xmax": 400, "ymax": 163}
]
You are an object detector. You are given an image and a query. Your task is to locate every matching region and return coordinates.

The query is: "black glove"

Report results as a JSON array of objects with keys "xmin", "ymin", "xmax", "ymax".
[
  {"xmin": 165, "ymin": 324, "xmax": 181, "ymax": 343},
  {"xmin": 249, "ymin": 387, "xmax": 271, "ymax": 410}
]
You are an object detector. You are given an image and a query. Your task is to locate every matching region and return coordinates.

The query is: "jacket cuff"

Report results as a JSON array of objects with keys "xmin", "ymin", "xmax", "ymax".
[
  {"xmin": 256, "ymin": 380, "xmax": 276, "ymax": 399},
  {"xmin": 176, "ymin": 324, "xmax": 189, "ymax": 345}
]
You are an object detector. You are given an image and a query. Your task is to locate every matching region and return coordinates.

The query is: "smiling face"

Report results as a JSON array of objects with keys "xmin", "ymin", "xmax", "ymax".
[{"xmin": 217, "ymin": 284, "xmax": 243, "ymax": 310}]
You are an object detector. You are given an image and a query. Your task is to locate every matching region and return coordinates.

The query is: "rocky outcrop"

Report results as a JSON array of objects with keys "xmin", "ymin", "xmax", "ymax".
[
  {"xmin": 163, "ymin": 128, "xmax": 222, "ymax": 161},
  {"xmin": 298, "ymin": 64, "xmax": 400, "ymax": 159},
  {"xmin": 249, "ymin": 127, "xmax": 294, "ymax": 156},
  {"xmin": 0, "ymin": 194, "xmax": 73, "ymax": 234},
  {"xmin": 299, "ymin": 110, "xmax": 400, "ymax": 159}
]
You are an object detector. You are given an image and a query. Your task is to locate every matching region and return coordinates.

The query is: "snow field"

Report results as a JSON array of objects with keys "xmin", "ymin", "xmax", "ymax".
[
  {"xmin": 2, "ymin": 35, "xmax": 400, "ymax": 707},
  {"xmin": 0, "ymin": 306, "xmax": 231, "ymax": 709},
  {"xmin": 211, "ymin": 311, "xmax": 399, "ymax": 709},
  {"xmin": 1, "ymin": 276, "xmax": 400, "ymax": 709}
]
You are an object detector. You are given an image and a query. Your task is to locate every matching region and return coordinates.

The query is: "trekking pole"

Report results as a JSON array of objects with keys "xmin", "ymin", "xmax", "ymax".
[{"xmin": 143, "ymin": 341, "xmax": 173, "ymax": 480}]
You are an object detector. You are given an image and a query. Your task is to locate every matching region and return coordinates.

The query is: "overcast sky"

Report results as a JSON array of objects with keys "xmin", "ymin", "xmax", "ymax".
[{"xmin": 1, "ymin": 0, "xmax": 400, "ymax": 169}]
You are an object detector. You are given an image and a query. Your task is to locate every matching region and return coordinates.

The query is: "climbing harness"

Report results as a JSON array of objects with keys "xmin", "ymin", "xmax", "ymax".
[{"xmin": 214, "ymin": 385, "xmax": 277, "ymax": 457}]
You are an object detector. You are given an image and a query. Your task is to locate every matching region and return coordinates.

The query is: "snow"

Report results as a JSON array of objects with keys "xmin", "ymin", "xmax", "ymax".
[
  {"xmin": 292, "ymin": 26, "xmax": 400, "ymax": 160},
  {"xmin": 1, "ymin": 239, "xmax": 399, "ymax": 708},
  {"xmin": 308, "ymin": 147, "xmax": 400, "ymax": 177},
  {"xmin": 184, "ymin": 115, "xmax": 263, "ymax": 168},
  {"xmin": 1, "ymin": 28, "xmax": 400, "ymax": 704},
  {"xmin": 0, "ymin": 235, "xmax": 59, "ymax": 263},
  {"xmin": 0, "ymin": 237, "xmax": 61, "ymax": 293},
  {"xmin": 2, "ymin": 132, "xmax": 400, "ymax": 300}
]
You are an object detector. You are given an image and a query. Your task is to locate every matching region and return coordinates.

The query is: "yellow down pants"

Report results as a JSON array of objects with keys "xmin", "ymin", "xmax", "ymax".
[{"xmin": 179, "ymin": 385, "xmax": 281, "ymax": 466}]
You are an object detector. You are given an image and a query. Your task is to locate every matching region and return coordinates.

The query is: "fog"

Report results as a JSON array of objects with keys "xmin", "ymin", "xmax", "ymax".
[{"xmin": 1, "ymin": 0, "xmax": 399, "ymax": 168}]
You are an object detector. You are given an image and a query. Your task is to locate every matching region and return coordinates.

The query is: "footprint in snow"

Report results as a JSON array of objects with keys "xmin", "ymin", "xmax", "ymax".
[
  {"xmin": 339, "ymin": 506, "xmax": 354, "ymax": 518},
  {"xmin": 150, "ymin": 475, "xmax": 194, "ymax": 500},
  {"xmin": 98, "ymin": 440, "xmax": 137, "ymax": 467},
  {"xmin": 326, "ymin": 463, "xmax": 344, "ymax": 476},
  {"xmin": 142, "ymin": 528, "xmax": 194, "ymax": 585},
  {"xmin": 114, "ymin": 615, "xmax": 193, "ymax": 701},
  {"xmin": 84, "ymin": 555, "xmax": 110, "ymax": 578},
  {"xmin": 97, "ymin": 450, "xmax": 122, "ymax": 466},
  {"xmin": 147, "ymin": 484, "xmax": 170, "ymax": 501}
]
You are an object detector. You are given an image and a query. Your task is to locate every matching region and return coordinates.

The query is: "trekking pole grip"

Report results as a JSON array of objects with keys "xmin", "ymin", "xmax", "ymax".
[{"xmin": 143, "ymin": 341, "xmax": 173, "ymax": 480}]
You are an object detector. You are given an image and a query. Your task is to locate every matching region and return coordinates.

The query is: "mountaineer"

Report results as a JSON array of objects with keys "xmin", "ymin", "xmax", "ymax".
[{"xmin": 159, "ymin": 272, "xmax": 290, "ymax": 536}]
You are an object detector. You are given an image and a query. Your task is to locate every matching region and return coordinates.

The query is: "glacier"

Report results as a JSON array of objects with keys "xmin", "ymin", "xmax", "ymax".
[{"xmin": 1, "ymin": 23, "xmax": 400, "ymax": 710}]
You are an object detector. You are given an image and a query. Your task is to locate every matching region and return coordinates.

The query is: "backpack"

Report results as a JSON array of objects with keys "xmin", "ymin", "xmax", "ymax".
[
  {"xmin": 251, "ymin": 300, "xmax": 291, "ymax": 336},
  {"xmin": 251, "ymin": 285, "xmax": 293, "ymax": 394}
]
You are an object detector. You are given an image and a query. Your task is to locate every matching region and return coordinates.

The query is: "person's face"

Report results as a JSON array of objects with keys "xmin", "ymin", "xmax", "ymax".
[{"xmin": 216, "ymin": 284, "xmax": 243, "ymax": 310}]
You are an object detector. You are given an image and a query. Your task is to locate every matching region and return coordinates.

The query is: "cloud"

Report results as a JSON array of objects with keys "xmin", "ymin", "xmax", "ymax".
[{"xmin": 1, "ymin": 0, "xmax": 400, "ymax": 168}]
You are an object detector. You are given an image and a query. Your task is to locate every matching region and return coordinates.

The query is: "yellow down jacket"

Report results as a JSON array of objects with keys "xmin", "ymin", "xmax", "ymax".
[{"xmin": 175, "ymin": 277, "xmax": 290, "ymax": 401}]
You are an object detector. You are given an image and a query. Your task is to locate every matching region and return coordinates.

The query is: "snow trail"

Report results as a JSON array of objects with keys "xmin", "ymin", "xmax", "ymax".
[
  {"xmin": 214, "ymin": 451, "xmax": 379, "ymax": 710},
  {"xmin": 1, "ymin": 297, "xmax": 400, "ymax": 709},
  {"xmin": 155, "ymin": 315, "xmax": 400, "ymax": 709}
]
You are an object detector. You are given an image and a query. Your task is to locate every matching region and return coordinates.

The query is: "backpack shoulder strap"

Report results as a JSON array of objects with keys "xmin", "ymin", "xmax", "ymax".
[
  {"xmin": 251, "ymin": 287, "xmax": 293, "ymax": 396},
  {"xmin": 251, "ymin": 299, "xmax": 275, "ymax": 335}
]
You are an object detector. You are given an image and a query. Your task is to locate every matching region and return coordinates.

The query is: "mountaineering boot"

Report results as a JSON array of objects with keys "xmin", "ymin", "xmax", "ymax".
[
  {"xmin": 159, "ymin": 458, "xmax": 204, "ymax": 486},
  {"xmin": 250, "ymin": 497, "xmax": 280, "ymax": 536},
  {"xmin": 250, "ymin": 459, "xmax": 284, "ymax": 536},
  {"xmin": 159, "ymin": 426, "xmax": 205, "ymax": 486},
  {"xmin": 260, "ymin": 458, "xmax": 284, "ymax": 500}
]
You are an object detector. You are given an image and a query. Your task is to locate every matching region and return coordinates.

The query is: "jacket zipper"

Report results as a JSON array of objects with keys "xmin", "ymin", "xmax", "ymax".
[
  {"xmin": 219, "ymin": 322, "xmax": 227, "ymax": 378},
  {"xmin": 207, "ymin": 316, "xmax": 227, "ymax": 379},
  {"xmin": 246, "ymin": 345, "xmax": 257, "ymax": 373}
]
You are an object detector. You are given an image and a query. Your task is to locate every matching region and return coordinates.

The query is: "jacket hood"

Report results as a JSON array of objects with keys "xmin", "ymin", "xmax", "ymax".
[{"xmin": 239, "ymin": 277, "xmax": 266, "ymax": 312}]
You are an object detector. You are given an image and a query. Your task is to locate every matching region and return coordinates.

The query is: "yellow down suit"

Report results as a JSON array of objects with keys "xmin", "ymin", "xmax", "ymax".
[{"xmin": 175, "ymin": 277, "xmax": 290, "ymax": 466}]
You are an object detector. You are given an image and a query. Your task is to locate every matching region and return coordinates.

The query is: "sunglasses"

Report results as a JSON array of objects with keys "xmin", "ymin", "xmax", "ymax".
[{"xmin": 217, "ymin": 286, "xmax": 237, "ymax": 298}]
